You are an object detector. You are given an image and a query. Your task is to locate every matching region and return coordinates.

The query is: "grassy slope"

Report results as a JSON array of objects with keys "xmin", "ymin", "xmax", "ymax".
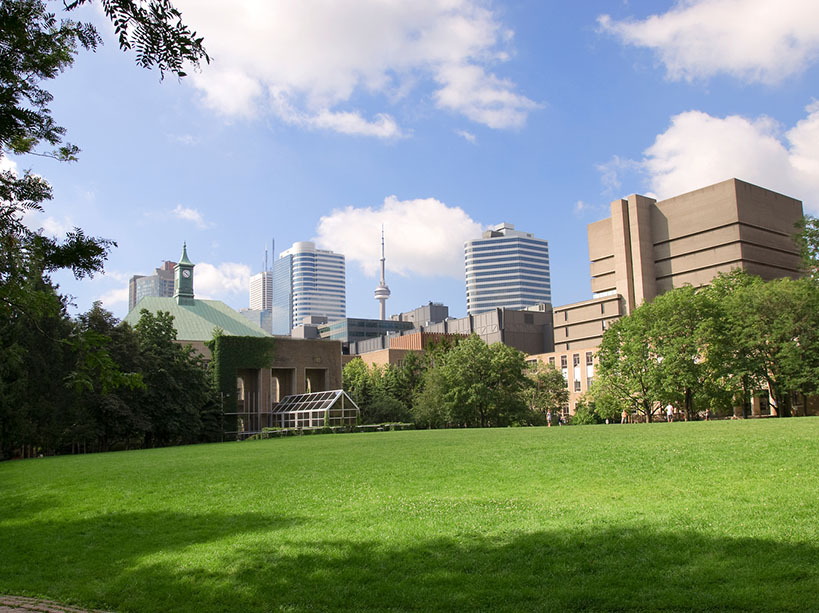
[{"xmin": 1, "ymin": 419, "xmax": 817, "ymax": 612}]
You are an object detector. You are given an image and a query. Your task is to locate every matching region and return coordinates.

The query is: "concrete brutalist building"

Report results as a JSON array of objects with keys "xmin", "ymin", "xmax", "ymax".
[{"xmin": 531, "ymin": 178, "xmax": 804, "ymax": 413}]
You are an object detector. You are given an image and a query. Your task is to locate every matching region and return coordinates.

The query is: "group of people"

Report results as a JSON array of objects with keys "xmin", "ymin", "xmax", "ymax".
[{"xmin": 545, "ymin": 410, "xmax": 567, "ymax": 427}]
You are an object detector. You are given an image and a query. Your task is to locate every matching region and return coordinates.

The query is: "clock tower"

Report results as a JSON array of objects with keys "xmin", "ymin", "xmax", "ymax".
[{"xmin": 174, "ymin": 242, "xmax": 195, "ymax": 305}]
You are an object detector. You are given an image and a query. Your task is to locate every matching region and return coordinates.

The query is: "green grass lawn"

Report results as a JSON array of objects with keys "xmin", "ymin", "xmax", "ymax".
[{"xmin": 1, "ymin": 419, "xmax": 817, "ymax": 612}]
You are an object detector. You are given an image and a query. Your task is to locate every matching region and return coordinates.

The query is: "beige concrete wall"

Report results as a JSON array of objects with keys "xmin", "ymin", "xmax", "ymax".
[
  {"xmin": 588, "ymin": 178, "xmax": 804, "ymax": 302},
  {"xmin": 552, "ymin": 296, "xmax": 623, "ymax": 352},
  {"xmin": 356, "ymin": 348, "xmax": 415, "ymax": 368}
]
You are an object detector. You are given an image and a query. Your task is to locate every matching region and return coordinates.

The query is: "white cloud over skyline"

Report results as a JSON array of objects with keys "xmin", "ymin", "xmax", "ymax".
[
  {"xmin": 601, "ymin": 102, "xmax": 819, "ymax": 213},
  {"xmin": 179, "ymin": 0, "xmax": 537, "ymax": 136},
  {"xmin": 194, "ymin": 262, "xmax": 251, "ymax": 300},
  {"xmin": 598, "ymin": 0, "xmax": 819, "ymax": 84},
  {"xmin": 314, "ymin": 196, "xmax": 483, "ymax": 278}
]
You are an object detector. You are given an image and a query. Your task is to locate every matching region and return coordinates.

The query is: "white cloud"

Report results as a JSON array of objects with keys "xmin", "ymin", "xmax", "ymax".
[
  {"xmin": 456, "ymin": 129, "xmax": 477, "ymax": 143},
  {"xmin": 168, "ymin": 133, "xmax": 200, "ymax": 146},
  {"xmin": 41, "ymin": 216, "xmax": 75, "ymax": 236},
  {"xmin": 270, "ymin": 93, "xmax": 404, "ymax": 138},
  {"xmin": 178, "ymin": 0, "xmax": 537, "ymax": 134},
  {"xmin": 605, "ymin": 102, "xmax": 819, "ymax": 213},
  {"xmin": 98, "ymin": 286, "xmax": 129, "ymax": 308},
  {"xmin": 172, "ymin": 204, "xmax": 210, "ymax": 229},
  {"xmin": 0, "ymin": 156, "xmax": 18, "ymax": 174},
  {"xmin": 598, "ymin": 0, "xmax": 819, "ymax": 84},
  {"xmin": 314, "ymin": 195, "xmax": 483, "ymax": 278},
  {"xmin": 194, "ymin": 262, "xmax": 251, "ymax": 300}
]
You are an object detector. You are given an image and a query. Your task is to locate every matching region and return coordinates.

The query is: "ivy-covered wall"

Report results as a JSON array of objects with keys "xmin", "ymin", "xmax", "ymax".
[{"xmin": 209, "ymin": 335, "xmax": 277, "ymax": 405}]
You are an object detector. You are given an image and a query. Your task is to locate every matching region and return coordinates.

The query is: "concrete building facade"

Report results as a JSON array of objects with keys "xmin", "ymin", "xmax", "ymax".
[
  {"xmin": 465, "ymin": 223, "xmax": 551, "ymax": 315},
  {"xmin": 588, "ymin": 178, "xmax": 802, "ymax": 315},
  {"xmin": 272, "ymin": 241, "xmax": 346, "ymax": 334},
  {"xmin": 390, "ymin": 302, "xmax": 449, "ymax": 326},
  {"xmin": 533, "ymin": 178, "xmax": 805, "ymax": 414}
]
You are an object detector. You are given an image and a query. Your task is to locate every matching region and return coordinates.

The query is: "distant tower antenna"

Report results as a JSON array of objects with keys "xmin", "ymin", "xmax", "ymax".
[
  {"xmin": 264, "ymin": 245, "xmax": 268, "ymax": 272},
  {"xmin": 373, "ymin": 225, "xmax": 391, "ymax": 320}
]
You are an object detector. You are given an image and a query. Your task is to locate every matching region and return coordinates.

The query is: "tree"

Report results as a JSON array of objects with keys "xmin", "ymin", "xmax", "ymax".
[
  {"xmin": 424, "ymin": 335, "xmax": 529, "ymax": 428},
  {"xmin": 68, "ymin": 302, "xmax": 145, "ymax": 451},
  {"xmin": 134, "ymin": 309, "xmax": 216, "ymax": 446},
  {"xmin": 719, "ymin": 276, "xmax": 819, "ymax": 417},
  {"xmin": 522, "ymin": 361, "xmax": 569, "ymax": 423},
  {"xmin": 595, "ymin": 305, "xmax": 664, "ymax": 422},
  {"xmin": 795, "ymin": 215, "xmax": 819, "ymax": 279},
  {"xmin": 1, "ymin": 0, "xmax": 209, "ymax": 319},
  {"xmin": 0, "ymin": 0, "xmax": 209, "ymax": 456}
]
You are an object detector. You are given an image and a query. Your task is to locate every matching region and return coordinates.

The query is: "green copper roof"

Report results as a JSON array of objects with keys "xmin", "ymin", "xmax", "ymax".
[
  {"xmin": 124, "ymin": 297, "xmax": 271, "ymax": 341},
  {"xmin": 178, "ymin": 242, "xmax": 193, "ymax": 266}
]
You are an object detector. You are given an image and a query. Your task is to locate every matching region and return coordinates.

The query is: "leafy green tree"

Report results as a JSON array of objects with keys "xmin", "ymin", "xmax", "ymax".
[
  {"xmin": 134, "ymin": 310, "xmax": 216, "ymax": 446},
  {"xmin": 0, "ymin": 0, "xmax": 209, "ymax": 456},
  {"xmin": 595, "ymin": 305, "xmax": 664, "ymax": 422},
  {"xmin": 522, "ymin": 361, "xmax": 569, "ymax": 423},
  {"xmin": 342, "ymin": 358, "xmax": 376, "ymax": 418},
  {"xmin": 68, "ymin": 302, "xmax": 145, "ymax": 451},
  {"xmin": 719, "ymin": 276, "xmax": 819, "ymax": 417},
  {"xmin": 426, "ymin": 335, "xmax": 528, "ymax": 428},
  {"xmin": 795, "ymin": 215, "xmax": 819, "ymax": 279},
  {"xmin": 569, "ymin": 397, "xmax": 602, "ymax": 425},
  {"xmin": 411, "ymin": 366, "xmax": 451, "ymax": 429}
]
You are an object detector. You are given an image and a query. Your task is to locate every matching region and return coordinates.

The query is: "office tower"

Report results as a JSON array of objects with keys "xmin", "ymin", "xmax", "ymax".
[
  {"xmin": 373, "ymin": 227, "xmax": 390, "ymax": 320},
  {"xmin": 249, "ymin": 244, "xmax": 274, "ymax": 311},
  {"xmin": 272, "ymin": 241, "xmax": 346, "ymax": 335},
  {"xmin": 464, "ymin": 222, "xmax": 551, "ymax": 315},
  {"xmin": 128, "ymin": 260, "xmax": 176, "ymax": 310},
  {"xmin": 249, "ymin": 271, "xmax": 273, "ymax": 311}
]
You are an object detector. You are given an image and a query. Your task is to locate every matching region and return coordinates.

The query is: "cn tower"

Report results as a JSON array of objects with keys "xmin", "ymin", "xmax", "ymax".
[{"xmin": 373, "ymin": 226, "xmax": 391, "ymax": 320}]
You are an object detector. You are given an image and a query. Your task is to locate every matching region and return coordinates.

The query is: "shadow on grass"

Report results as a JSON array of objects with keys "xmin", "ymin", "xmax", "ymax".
[{"xmin": 1, "ymin": 510, "xmax": 816, "ymax": 612}]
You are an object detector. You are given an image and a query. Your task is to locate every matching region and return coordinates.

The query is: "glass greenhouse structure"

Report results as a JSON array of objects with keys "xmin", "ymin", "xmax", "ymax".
[{"xmin": 272, "ymin": 389, "xmax": 359, "ymax": 429}]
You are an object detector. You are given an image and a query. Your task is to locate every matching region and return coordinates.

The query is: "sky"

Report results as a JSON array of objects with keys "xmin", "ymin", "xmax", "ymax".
[{"xmin": 11, "ymin": 0, "xmax": 819, "ymax": 322}]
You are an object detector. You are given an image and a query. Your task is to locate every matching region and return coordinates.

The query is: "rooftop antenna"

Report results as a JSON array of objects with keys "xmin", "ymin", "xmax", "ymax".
[
  {"xmin": 373, "ymin": 225, "xmax": 391, "ymax": 320},
  {"xmin": 264, "ymin": 245, "xmax": 268, "ymax": 272}
]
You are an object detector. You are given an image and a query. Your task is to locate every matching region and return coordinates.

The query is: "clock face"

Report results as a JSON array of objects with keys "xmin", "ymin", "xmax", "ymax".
[{"xmin": 182, "ymin": 269, "xmax": 191, "ymax": 278}]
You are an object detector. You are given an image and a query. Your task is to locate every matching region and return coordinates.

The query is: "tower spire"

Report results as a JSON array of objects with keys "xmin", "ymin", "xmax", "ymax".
[{"xmin": 373, "ymin": 225, "xmax": 391, "ymax": 320}]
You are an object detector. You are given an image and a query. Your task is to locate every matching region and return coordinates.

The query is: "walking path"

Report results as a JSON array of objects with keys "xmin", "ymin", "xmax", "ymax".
[{"xmin": 0, "ymin": 596, "xmax": 110, "ymax": 613}]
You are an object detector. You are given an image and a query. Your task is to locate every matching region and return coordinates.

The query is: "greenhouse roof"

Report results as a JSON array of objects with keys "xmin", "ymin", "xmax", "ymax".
[{"xmin": 272, "ymin": 390, "xmax": 359, "ymax": 414}]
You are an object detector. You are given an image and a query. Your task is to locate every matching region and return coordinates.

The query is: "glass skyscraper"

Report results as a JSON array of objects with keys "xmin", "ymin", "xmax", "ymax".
[
  {"xmin": 464, "ymin": 222, "xmax": 551, "ymax": 315},
  {"xmin": 272, "ymin": 241, "xmax": 346, "ymax": 334}
]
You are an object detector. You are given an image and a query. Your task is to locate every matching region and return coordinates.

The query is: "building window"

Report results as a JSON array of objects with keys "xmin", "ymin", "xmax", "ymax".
[
  {"xmin": 560, "ymin": 355, "xmax": 567, "ymax": 369},
  {"xmin": 585, "ymin": 352, "xmax": 593, "ymax": 366},
  {"xmin": 564, "ymin": 311, "xmax": 568, "ymax": 321},
  {"xmin": 572, "ymin": 353, "xmax": 581, "ymax": 392},
  {"xmin": 601, "ymin": 302, "xmax": 605, "ymax": 314},
  {"xmin": 548, "ymin": 357, "xmax": 555, "ymax": 367}
]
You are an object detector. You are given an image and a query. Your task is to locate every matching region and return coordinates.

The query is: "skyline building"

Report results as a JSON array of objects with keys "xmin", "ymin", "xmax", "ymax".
[
  {"xmin": 249, "ymin": 244, "xmax": 274, "ymax": 311},
  {"xmin": 249, "ymin": 271, "xmax": 273, "ymax": 311},
  {"xmin": 128, "ymin": 260, "xmax": 176, "ymax": 311},
  {"xmin": 272, "ymin": 241, "xmax": 346, "ymax": 334},
  {"xmin": 464, "ymin": 222, "xmax": 551, "ymax": 315}
]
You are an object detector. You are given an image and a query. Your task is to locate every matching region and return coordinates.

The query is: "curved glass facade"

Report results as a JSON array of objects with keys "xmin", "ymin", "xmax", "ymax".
[{"xmin": 272, "ymin": 242, "xmax": 346, "ymax": 334}]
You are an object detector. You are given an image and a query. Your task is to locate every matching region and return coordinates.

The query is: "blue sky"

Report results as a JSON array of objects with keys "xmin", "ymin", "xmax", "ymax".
[{"xmin": 10, "ymin": 0, "xmax": 819, "ymax": 321}]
